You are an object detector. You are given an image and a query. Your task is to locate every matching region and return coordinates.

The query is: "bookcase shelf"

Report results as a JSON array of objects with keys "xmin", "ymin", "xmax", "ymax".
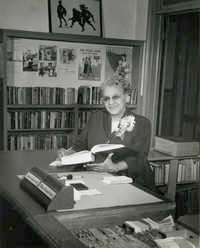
[
  {"xmin": 0, "ymin": 29, "xmax": 143, "ymax": 151},
  {"xmin": 7, "ymin": 128, "xmax": 74, "ymax": 133},
  {"xmin": 150, "ymin": 158, "xmax": 200, "ymax": 186},
  {"xmin": 148, "ymin": 151, "xmax": 200, "ymax": 218},
  {"xmin": 7, "ymin": 104, "xmax": 77, "ymax": 109},
  {"xmin": 7, "ymin": 104, "xmax": 136, "ymax": 109}
]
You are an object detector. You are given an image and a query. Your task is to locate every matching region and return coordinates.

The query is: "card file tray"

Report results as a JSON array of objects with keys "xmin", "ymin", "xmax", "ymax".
[{"xmin": 20, "ymin": 166, "xmax": 74, "ymax": 211}]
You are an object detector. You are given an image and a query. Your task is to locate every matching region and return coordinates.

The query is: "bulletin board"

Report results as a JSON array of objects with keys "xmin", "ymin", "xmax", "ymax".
[{"xmin": 6, "ymin": 37, "xmax": 141, "ymax": 91}]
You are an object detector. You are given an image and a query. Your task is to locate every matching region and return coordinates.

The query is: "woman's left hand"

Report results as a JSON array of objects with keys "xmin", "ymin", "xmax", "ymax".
[{"xmin": 86, "ymin": 153, "xmax": 128, "ymax": 173}]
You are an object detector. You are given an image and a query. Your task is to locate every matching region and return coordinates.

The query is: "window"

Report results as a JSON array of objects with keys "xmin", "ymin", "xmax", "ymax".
[{"xmin": 157, "ymin": 12, "xmax": 200, "ymax": 139}]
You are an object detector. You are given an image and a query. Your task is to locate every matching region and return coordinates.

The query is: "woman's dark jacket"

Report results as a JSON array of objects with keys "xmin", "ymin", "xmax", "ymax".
[{"xmin": 71, "ymin": 109, "xmax": 155, "ymax": 190}]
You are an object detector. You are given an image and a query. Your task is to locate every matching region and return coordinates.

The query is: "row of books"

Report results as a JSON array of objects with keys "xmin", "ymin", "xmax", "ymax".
[
  {"xmin": 77, "ymin": 86, "xmax": 137, "ymax": 105},
  {"xmin": 176, "ymin": 159, "xmax": 200, "ymax": 183},
  {"xmin": 77, "ymin": 86, "xmax": 102, "ymax": 105},
  {"xmin": 7, "ymin": 86, "xmax": 76, "ymax": 105},
  {"xmin": 7, "ymin": 85, "xmax": 138, "ymax": 105},
  {"xmin": 78, "ymin": 111, "xmax": 92, "ymax": 129},
  {"xmin": 8, "ymin": 134, "xmax": 74, "ymax": 151},
  {"xmin": 150, "ymin": 159, "xmax": 200, "ymax": 185},
  {"xmin": 7, "ymin": 111, "xmax": 75, "ymax": 129}
]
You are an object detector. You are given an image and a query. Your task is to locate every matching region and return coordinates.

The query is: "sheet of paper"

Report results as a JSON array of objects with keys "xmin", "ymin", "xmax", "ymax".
[{"xmin": 102, "ymin": 176, "xmax": 133, "ymax": 184}]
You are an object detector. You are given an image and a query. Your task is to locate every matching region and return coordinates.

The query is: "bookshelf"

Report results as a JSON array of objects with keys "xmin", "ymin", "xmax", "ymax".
[
  {"xmin": 0, "ymin": 29, "xmax": 143, "ymax": 151},
  {"xmin": 148, "ymin": 151, "xmax": 200, "ymax": 218},
  {"xmin": 150, "ymin": 158, "xmax": 200, "ymax": 186}
]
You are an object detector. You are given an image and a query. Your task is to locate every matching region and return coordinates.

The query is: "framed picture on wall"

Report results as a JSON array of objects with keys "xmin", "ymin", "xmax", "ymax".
[{"xmin": 48, "ymin": 0, "xmax": 102, "ymax": 37}]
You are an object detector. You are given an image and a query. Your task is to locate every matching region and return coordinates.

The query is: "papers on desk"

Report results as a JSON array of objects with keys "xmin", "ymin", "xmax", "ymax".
[
  {"xmin": 102, "ymin": 176, "xmax": 133, "ymax": 184},
  {"xmin": 125, "ymin": 220, "xmax": 150, "ymax": 233},
  {"xmin": 155, "ymin": 237, "xmax": 196, "ymax": 248},
  {"xmin": 65, "ymin": 180, "xmax": 101, "ymax": 201},
  {"xmin": 124, "ymin": 215, "xmax": 174, "ymax": 234},
  {"xmin": 158, "ymin": 215, "xmax": 175, "ymax": 233},
  {"xmin": 79, "ymin": 189, "xmax": 101, "ymax": 196}
]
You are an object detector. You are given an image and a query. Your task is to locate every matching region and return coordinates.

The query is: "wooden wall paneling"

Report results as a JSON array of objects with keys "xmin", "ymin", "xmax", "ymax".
[
  {"xmin": 158, "ymin": 16, "xmax": 177, "ymax": 136},
  {"xmin": 182, "ymin": 14, "xmax": 199, "ymax": 137},
  {"xmin": 141, "ymin": 0, "xmax": 163, "ymax": 145},
  {"xmin": 171, "ymin": 16, "xmax": 188, "ymax": 137},
  {"xmin": 147, "ymin": 1, "xmax": 200, "ymax": 141}
]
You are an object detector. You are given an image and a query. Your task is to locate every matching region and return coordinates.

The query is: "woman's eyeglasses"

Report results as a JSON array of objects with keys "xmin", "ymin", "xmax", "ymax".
[{"xmin": 102, "ymin": 94, "xmax": 122, "ymax": 103}]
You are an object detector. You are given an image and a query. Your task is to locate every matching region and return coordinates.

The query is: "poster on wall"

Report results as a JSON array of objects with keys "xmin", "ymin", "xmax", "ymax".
[
  {"xmin": 105, "ymin": 46, "xmax": 133, "ymax": 82},
  {"xmin": 8, "ymin": 39, "xmax": 134, "ymax": 91},
  {"xmin": 78, "ymin": 48, "xmax": 103, "ymax": 81},
  {"xmin": 48, "ymin": 0, "xmax": 102, "ymax": 37}
]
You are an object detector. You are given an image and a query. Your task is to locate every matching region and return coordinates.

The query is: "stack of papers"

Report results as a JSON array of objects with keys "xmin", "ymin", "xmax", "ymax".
[
  {"xmin": 125, "ymin": 220, "xmax": 149, "ymax": 233},
  {"xmin": 158, "ymin": 215, "xmax": 175, "ymax": 232},
  {"xmin": 155, "ymin": 237, "xmax": 196, "ymax": 248},
  {"xmin": 79, "ymin": 189, "xmax": 101, "ymax": 196},
  {"xmin": 102, "ymin": 176, "xmax": 133, "ymax": 184}
]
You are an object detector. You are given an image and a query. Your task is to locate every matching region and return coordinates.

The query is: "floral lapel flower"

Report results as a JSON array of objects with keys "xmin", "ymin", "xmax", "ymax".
[{"xmin": 115, "ymin": 115, "xmax": 136, "ymax": 140}]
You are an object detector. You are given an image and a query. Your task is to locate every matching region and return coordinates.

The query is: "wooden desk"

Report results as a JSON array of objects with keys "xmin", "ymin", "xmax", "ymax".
[{"xmin": 0, "ymin": 151, "xmax": 175, "ymax": 248}]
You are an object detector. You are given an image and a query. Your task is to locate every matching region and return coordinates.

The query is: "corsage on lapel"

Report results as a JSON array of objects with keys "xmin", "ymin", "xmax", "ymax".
[{"xmin": 115, "ymin": 115, "xmax": 136, "ymax": 140}]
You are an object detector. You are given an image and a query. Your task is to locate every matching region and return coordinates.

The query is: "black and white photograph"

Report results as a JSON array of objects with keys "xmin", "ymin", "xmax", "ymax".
[
  {"xmin": 23, "ymin": 49, "xmax": 38, "ymax": 71},
  {"xmin": 49, "ymin": 0, "xmax": 102, "ymax": 36},
  {"xmin": 38, "ymin": 61, "xmax": 57, "ymax": 77},
  {"xmin": 78, "ymin": 48, "xmax": 102, "ymax": 81},
  {"xmin": 0, "ymin": 1, "xmax": 199, "ymax": 248},
  {"xmin": 59, "ymin": 48, "xmax": 76, "ymax": 64},
  {"xmin": 105, "ymin": 46, "xmax": 132, "ymax": 81},
  {"xmin": 39, "ymin": 45, "xmax": 57, "ymax": 61}
]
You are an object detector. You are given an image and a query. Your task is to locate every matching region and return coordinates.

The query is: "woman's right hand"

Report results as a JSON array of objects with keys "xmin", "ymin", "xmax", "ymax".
[{"xmin": 56, "ymin": 147, "xmax": 75, "ymax": 160}]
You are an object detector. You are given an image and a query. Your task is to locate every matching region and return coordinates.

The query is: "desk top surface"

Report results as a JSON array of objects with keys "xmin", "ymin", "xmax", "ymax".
[
  {"xmin": 0, "ymin": 150, "xmax": 166, "ymax": 214},
  {"xmin": 0, "ymin": 150, "xmax": 175, "ymax": 248},
  {"xmin": 52, "ymin": 171, "xmax": 163, "ymax": 211}
]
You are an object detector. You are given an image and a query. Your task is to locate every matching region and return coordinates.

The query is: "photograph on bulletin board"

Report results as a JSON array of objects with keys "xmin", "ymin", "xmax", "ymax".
[
  {"xmin": 105, "ymin": 46, "xmax": 133, "ymax": 82},
  {"xmin": 48, "ymin": 0, "xmax": 102, "ymax": 37},
  {"xmin": 38, "ymin": 45, "xmax": 58, "ymax": 77},
  {"xmin": 78, "ymin": 47, "xmax": 103, "ymax": 81}
]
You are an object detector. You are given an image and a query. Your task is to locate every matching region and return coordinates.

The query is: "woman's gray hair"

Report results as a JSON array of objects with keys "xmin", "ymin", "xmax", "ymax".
[{"xmin": 100, "ymin": 75, "xmax": 132, "ymax": 96}]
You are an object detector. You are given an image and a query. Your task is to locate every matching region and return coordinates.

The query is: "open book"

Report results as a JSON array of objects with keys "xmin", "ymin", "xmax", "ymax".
[{"xmin": 50, "ymin": 143, "xmax": 132, "ymax": 167}]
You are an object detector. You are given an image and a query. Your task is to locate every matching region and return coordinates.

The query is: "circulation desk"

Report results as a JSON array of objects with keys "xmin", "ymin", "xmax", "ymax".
[{"xmin": 0, "ymin": 151, "xmax": 175, "ymax": 248}]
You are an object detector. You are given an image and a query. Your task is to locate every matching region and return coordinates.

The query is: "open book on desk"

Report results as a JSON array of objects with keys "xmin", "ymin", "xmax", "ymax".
[{"xmin": 50, "ymin": 143, "xmax": 134, "ymax": 167}]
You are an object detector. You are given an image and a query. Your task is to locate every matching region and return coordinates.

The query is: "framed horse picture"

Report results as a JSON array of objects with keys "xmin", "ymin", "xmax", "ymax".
[{"xmin": 48, "ymin": 0, "xmax": 102, "ymax": 37}]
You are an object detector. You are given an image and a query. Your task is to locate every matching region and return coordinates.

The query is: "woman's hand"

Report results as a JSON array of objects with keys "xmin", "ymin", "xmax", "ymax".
[
  {"xmin": 56, "ymin": 147, "xmax": 75, "ymax": 160},
  {"xmin": 86, "ymin": 153, "xmax": 128, "ymax": 173},
  {"xmin": 50, "ymin": 148, "xmax": 76, "ymax": 167}
]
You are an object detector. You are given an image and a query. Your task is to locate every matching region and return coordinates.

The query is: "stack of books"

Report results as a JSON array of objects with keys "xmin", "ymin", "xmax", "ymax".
[{"xmin": 154, "ymin": 136, "xmax": 200, "ymax": 157}]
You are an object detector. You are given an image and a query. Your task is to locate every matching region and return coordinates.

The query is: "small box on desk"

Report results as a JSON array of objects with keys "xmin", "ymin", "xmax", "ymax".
[
  {"xmin": 154, "ymin": 136, "xmax": 200, "ymax": 157},
  {"xmin": 20, "ymin": 167, "xmax": 74, "ymax": 211}
]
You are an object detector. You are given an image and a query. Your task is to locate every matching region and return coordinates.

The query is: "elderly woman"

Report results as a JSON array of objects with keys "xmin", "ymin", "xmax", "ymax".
[{"xmin": 58, "ymin": 76, "xmax": 155, "ymax": 190}]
